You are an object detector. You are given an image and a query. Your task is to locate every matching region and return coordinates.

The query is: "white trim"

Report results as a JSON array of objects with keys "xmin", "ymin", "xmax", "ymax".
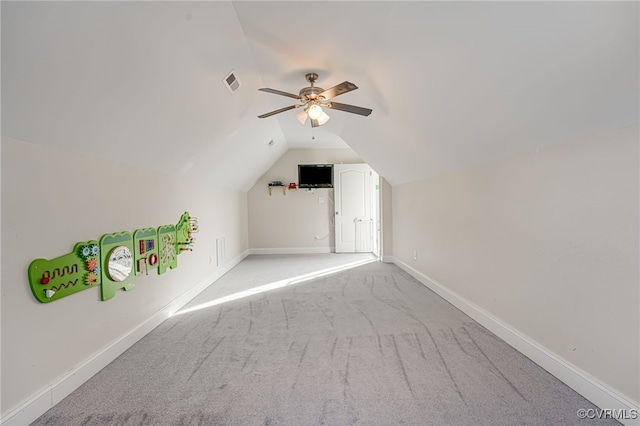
[
  {"xmin": 1, "ymin": 250, "xmax": 250, "ymax": 426},
  {"xmin": 392, "ymin": 258, "xmax": 640, "ymax": 426},
  {"xmin": 381, "ymin": 255, "xmax": 396, "ymax": 263},
  {"xmin": 249, "ymin": 247, "xmax": 333, "ymax": 255}
]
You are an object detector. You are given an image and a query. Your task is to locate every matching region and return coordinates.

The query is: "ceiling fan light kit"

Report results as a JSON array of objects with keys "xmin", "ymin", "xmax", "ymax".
[
  {"xmin": 257, "ymin": 73, "xmax": 372, "ymax": 128},
  {"xmin": 295, "ymin": 108, "xmax": 309, "ymax": 125},
  {"xmin": 316, "ymin": 110, "xmax": 330, "ymax": 126},
  {"xmin": 308, "ymin": 104, "xmax": 323, "ymax": 120}
]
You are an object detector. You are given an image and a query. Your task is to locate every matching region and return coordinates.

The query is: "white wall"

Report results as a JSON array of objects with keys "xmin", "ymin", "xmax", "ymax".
[
  {"xmin": 392, "ymin": 126, "xmax": 639, "ymax": 405},
  {"xmin": 0, "ymin": 136, "xmax": 249, "ymax": 417},
  {"xmin": 247, "ymin": 149, "xmax": 363, "ymax": 253}
]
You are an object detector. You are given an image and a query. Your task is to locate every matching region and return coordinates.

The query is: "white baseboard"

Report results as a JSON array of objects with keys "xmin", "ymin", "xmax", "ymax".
[
  {"xmin": 249, "ymin": 247, "xmax": 333, "ymax": 255},
  {"xmin": 392, "ymin": 257, "xmax": 640, "ymax": 426},
  {"xmin": 381, "ymin": 255, "xmax": 395, "ymax": 263},
  {"xmin": 1, "ymin": 250, "xmax": 250, "ymax": 426}
]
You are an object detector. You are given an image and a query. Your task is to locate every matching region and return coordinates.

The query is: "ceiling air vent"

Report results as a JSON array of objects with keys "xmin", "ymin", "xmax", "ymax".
[{"xmin": 223, "ymin": 71, "xmax": 241, "ymax": 93}]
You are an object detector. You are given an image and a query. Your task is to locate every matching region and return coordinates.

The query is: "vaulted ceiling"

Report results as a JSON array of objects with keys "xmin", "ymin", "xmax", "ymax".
[{"xmin": 2, "ymin": 1, "xmax": 638, "ymax": 191}]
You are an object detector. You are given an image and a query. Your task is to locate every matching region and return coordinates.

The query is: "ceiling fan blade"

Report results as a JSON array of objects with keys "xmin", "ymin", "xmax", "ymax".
[
  {"xmin": 310, "ymin": 118, "xmax": 320, "ymax": 128},
  {"xmin": 258, "ymin": 88, "xmax": 301, "ymax": 100},
  {"xmin": 257, "ymin": 104, "xmax": 299, "ymax": 118},
  {"xmin": 325, "ymin": 101, "xmax": 372, "ymax": 116},
  {"xmin": 318, "ymin": 81, "xmax": 358, "ymax": 100}
]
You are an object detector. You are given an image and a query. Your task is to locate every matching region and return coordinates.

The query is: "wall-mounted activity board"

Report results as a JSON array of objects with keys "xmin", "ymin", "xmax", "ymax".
[
  {"xmin": 100, "ymin": 231, "xmax": 135, "ymax": 301},
  {"xmin": 157, "ymin": 224, "xmax": 177, "ymax": 275},
  {"xmin": 133, "ymin": 228, "xmax": 159, "ymax": 276},
  {"xmin": 28, "ymin": 241, "xmax": 101, "ymax": 303},
  {"xmin": 28, "ymin": 212, "xmax": 199, "ymax": 303}
]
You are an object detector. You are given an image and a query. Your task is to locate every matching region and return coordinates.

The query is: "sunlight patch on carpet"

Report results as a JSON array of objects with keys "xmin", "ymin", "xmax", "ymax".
[{"xmin": 172, "ymin": 257, "xmax": 377, "ymax": 316}]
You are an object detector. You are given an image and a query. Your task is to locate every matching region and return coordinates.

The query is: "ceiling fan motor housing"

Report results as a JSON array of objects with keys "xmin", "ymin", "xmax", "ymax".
[
  {"xmin": 299, "ymin": 86, "xmax": 325, "ymax": 101},
  {"xmin": 300, "ymin": 73, "xmax": 324, "ymax": 102}
]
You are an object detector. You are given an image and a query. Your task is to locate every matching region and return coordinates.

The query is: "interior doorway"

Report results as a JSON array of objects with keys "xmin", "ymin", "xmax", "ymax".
[{"xmin": 333, "ymin": 164, "xmax": 380, "ymax": 256}]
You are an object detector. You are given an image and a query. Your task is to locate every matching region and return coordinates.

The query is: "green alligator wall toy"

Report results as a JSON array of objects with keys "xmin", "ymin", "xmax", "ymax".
[{"xmin": 28, "ymin": 212, "xmax": 198, "ymax": 303}]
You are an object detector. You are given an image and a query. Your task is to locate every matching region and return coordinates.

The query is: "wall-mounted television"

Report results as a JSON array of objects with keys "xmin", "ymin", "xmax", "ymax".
[{"xmin": 298, "ymin": 164, "xmax": 333, "ymax": 188}]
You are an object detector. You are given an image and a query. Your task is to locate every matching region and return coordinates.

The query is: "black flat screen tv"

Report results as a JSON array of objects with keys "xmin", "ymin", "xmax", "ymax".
[{"xmin": 298, "ymin": 164, "xmax": 333, "ymax": 188}]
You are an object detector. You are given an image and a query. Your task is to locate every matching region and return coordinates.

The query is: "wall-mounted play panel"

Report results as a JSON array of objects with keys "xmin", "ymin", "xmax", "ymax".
[
  {"xmin": 176, "ymin": 212, "xmax": 190, "ymax": 252},
  {"xmin": 27, "ymin": 212, "xmax": 198, "ymax": 303},
  {"xmin": 100, "ymin": 232, "xmax": 135, "ymax": 301},
  {"xmin": 157, "ymin": 224, "xmax": 177, "ymax": 275},
  {"xmin": 28, "ymin": 240, "xmax": 101, "ymax": 303},
  {"xmin": 176, "ymin": 211, "xmax": 198, "ymax": 253},
  {"xmin": 133, "ymin": 228, "xmax": 158, "ymax": 276}
]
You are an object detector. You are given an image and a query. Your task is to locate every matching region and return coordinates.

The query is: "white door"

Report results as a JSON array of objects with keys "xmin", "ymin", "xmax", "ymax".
[{"xmin": 334, "ymin": 164, "xmax": 377, "ymax": 253}]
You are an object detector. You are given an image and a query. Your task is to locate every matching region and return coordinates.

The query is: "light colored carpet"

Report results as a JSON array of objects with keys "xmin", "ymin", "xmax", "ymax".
[
  {"xmin": 32, "ymin": 256, "xmax": 614, "ymax": 425},
  {"xmin": 179, "ymin": 254, "xmax": 377, "ymax": 312}
]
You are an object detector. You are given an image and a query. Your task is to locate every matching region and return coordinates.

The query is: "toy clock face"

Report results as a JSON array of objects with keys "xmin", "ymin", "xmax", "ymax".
[{"xmin": 107, "ymin": 246, "xmax": 133, "ymax": 282}]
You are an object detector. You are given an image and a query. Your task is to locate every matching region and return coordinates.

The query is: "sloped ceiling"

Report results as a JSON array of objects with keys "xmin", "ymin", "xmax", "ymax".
[{"xmin": 2, "ymin": 2, "xmax": 638, "ymax": 190}]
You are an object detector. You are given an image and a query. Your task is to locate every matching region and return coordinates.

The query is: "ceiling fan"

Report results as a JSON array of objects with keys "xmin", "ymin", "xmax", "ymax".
[{"xmin": 257, "ymin": 73, "xmax": 372, "ymax": 127}]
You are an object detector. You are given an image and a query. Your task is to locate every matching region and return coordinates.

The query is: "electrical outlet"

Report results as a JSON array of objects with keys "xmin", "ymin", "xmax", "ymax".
[{"xmin": 318, "ymin": 197, "xmax": 325, "ymax": 204}]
